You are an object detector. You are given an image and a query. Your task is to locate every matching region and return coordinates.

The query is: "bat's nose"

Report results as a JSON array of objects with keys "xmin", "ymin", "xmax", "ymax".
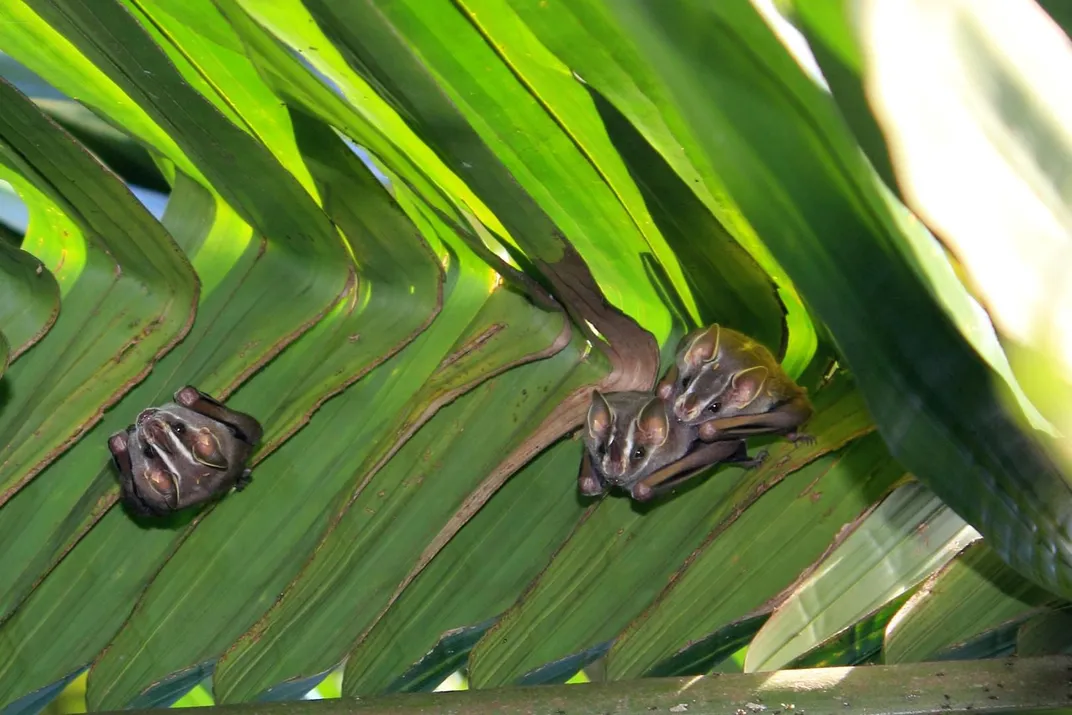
[
  {"xmin": 135, "ymin": 408, "xmax": 159, "ymax": 428},
  {"xmin": 675, "ymin": 394, "xmax": 699, "ymax": 420},
  {"xmin": 143, "ymin": 419, "xmax": 173, "ymax": 454},
  {"xmin": 604, "ymin": 460, "xmax": 625, "ymax": 479},
  {"xmin": 604, "ymin": 443, "xmax": 627, "ymax": 480}
]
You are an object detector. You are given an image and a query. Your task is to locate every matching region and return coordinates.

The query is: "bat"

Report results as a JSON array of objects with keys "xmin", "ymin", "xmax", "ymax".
[
  {"xmin": 108, "ymin": 386, "xmax": 263, "ymax": 518},
  {"xmin": 578, "ymin": 389, "xmax": 765, "ymax": 502},
  {"xmin": 656, "ymin": 324, "xmax": 814, "ymax": 445}
]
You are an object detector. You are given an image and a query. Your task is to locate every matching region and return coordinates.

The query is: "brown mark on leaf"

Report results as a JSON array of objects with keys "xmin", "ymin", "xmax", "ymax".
[{"xmin": 437, "ymin": 323, "xmax": 506, "ymax": 371}]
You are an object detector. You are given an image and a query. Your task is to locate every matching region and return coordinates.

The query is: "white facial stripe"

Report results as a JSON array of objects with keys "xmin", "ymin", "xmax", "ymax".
[
  {"xmin": 141, "ymin": 441, "xmax": 181, "ymax": 505},
  {"xmin": 147, "ymin": 441, "xmax": 183, "ymax": 483},
  {"xmin": 156, "ymin": 407, "xmax": 201, "ymax": 463},
  {"xmin": 163, "ymin": 424, "xmax": 198, "ymax": 464},
  {"xmin": 625, "ymin": 418, "xmax": 638, "ymax": 461}
]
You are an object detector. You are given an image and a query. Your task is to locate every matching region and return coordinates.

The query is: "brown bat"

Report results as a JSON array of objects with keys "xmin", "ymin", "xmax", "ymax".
[
  {"xmin": 578, "ymin": 390, "xmax": 765, "ymax": 502},
  {"xmin": 656, "ymin": 324, "xmax": 814, "ymax": 445},
  {"xmin": 108, "ymin": 386, "xmax": 263, "ymax": 518}
]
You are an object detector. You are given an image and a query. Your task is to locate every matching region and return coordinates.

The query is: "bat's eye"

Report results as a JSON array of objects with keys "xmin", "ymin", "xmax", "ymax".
[
  {"xmin": 681, "ymin": 376, "xmax": 692, "ymax": 389},
  {"xmin": 170, "ymin": 422, "xmax": 186, "ymax": 436},
  {"xmin": 706, "ymin": 402, "xmax": 721, "ymax": 413},
  {"xmin": 632, "ymin": 446, "xmax": 646, "ymax": 460},
  {"xmin": 142, "ymin": 445, "xmax": 154, "ymax": 458},
  {"xmin": 597, "ymin": 444, "xmax": 606, "ymax": 457}
]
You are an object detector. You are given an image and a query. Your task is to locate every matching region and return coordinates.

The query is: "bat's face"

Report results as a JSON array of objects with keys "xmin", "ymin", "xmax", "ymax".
[
  {"xmin": 584, "ymin": 391, "xmax": 676, "ymax": 489},
  {"xmin": 109, "ymin": 386, "xmax": 261, "ymax": 518},
  {"xmin": 659, "ymin": 325, "xmax": 771, "ymax": 425}
]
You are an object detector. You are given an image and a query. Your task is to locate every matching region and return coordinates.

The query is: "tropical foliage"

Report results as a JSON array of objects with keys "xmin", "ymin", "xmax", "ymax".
[{"xmin": 0, "ymin": 0, "xmax": 1070, "ymax": 712}]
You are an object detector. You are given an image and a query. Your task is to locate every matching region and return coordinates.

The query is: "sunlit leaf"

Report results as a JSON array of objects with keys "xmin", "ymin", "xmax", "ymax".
[
  {"xmin": 0, "ymin": 236, "xmax": 58, "ymax": 362},
  {"xmin": 607, "ymin": 430, "xmax": 901, "ymax": 680},
  {"xmin": 0, "ymin": 79, "xmax": 198, "ymax": 506},
  {"xmin": 884, "ymin": 541, "xmax": 1058, "ymax": 663},
  {"xmin": 605, "ymin": 0, "xmax": 1072, "ymax": 603},
  {"xmin": 744, "ymin": 482, "xmax": 979, "ymax": 671}
]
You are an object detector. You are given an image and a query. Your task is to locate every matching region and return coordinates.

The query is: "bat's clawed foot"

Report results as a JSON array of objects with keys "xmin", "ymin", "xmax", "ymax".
[
  {"xmin": 744, "ymin": 449, "xmax": 769, "ymax": 470},
  {"xmin": 630, "ymin": 482, "xmax": 655, "ymax": 502},
  {"xmin": 787, "ymin": 431, "xmax": 816, "ymax": 447}
]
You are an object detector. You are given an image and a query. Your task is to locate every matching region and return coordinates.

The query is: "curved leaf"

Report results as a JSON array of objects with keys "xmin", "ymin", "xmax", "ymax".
[
  {"xmin": 789, "ymin": 592, "xmax": 913, "ymax": 669},
  {"xmin": 580, "ymin": 90, "xmax": 785, "ymax": 356},
  {"xmin": 85, "ymin": 121, "xmax": 446, "ymax": 711},
  {"xmin": 0, "ymin": 79, "xmax": 198, "ymax": 505},
  {"xmin": 213, "ymin": 312, "xmax": 579, "ymax": 702},
  {"xmin": 0, "ymin": 0, "xmax": 353, "ymax": 639},
  {"xmin": 226, "ymin": 0, "xmax": 512, "ymax": 243},
  {"xmin": 32, "ymin": 97, "xmax": 170, "ymax": 193},
  {"xmin": 605, "ymin": 0, "xmax": 1072, "ymax": 602},
  {"xmin": 0, "ymin": 1, "xmax": 206, "ymax": 182},
  {"xmin": 453, "ymin": 0, "xmax": 701, "ymax": 329},
  {"xmin": 341, "ymin": 439, "xmax": 588, "ymax": 697},
  {"xmin": 606, "ymin": 431, "xmax": 901, "ymax": 680},
  {"xmin": 302, "ymin": 0, "xmax": 672, "ymax": 343},
  {"xmin": 468, "ymin": 377, "xmax": 871, "ymax": 687},
  {"xmin": 0, "ymin": 176, "xmax": 345, "ymax": 708},
  {"xmin": 640, "ymin": 614, "xmax": 766, "ymax": 679},
  {"xmin": 1018, "ymin": 609, "xmax": 1072, "ymax": 656},
  {"xmin": 786, "ymin": 0, "xmax": 1053, "ymax": 437},
  {"xmin": 884, "ymin": 541, "xmax": 1058, "ymax": 664},
  {"xmin": 849, "ymin": 0, "xmax": 1072, "ymax": 476},
  {"xmin": 0, "ymin": 238, "xmax": 59, "ymax": 362},
  {"xmin": 744, "ymin": 482, "xmax": 980, "ymax": 672},
  {"xmin": 503, "ymin": 0, "xmax": 816, "ymax": 374}
]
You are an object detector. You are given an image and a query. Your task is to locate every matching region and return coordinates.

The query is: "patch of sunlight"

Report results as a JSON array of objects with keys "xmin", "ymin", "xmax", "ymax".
[
  {"xmin": 434, "ymin": 670, "xmax": 469, "ymax": 691},
  {"xmin": 565, "ymin": 669, "xmax": 590, "ymax": 685}
]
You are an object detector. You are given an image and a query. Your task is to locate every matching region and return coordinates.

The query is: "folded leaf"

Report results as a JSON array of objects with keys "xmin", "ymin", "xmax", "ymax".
[
  {"xmin": 744, "ymin": 482, "xmax": 980, "ymax": 672},
  {"xmin": 0, "ymin": 238, "xmax": 59, "ymax": 362},
  {"xmin": 884, "ymin": 541, "xmax": 1058, "ymax": 664},
  {"xmin": 606, "ymin": 0, "xmax": 1072, "ymax": 602},
  {"xmin": 607, "ymin": 431, "xmax": 900, "ymax": 680},
  {"xmin": 0, "ymin": 79, "xmax": 198, "ymax": 505}
]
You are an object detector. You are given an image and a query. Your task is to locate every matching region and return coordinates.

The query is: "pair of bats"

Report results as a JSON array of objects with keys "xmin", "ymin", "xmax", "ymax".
[{"xmin": 579, "ymin": 324, "xmax": 814, "ymax": 503}]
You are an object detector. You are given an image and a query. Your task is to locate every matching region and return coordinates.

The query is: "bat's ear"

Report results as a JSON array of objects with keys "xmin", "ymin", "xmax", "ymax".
[
  {"xmin": 727, "ymin": 366, "xmax": 768, "ymax": 408},
  {"xmin": 587, "ymin": 390, "xmax": 612, "ymax": 440},
  {"xmin": 684, "ymin": 324, "xmax": 720, "ymax": 368},
  {"xmin": 636, "ymin": 397, "xmax": 669, "ymax": 447}
]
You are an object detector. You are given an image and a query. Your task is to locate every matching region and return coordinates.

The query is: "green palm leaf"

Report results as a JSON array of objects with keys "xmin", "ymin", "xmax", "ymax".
[{"xmin": 0, "ymin": 0, "xmax": 1067, "ymax": 712}]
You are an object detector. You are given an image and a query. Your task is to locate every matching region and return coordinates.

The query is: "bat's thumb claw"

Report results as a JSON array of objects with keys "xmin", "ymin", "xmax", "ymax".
[{"xmin": 630, "ymin": 482, "xmax": 655, "ymax": 502}]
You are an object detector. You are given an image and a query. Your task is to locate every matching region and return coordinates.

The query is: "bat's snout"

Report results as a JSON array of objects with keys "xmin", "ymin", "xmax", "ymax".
[
  {"xmin": 602, "ymin": 442, "xmax": 628, "ymax": 482},
  {"xmin": 674, "ymin": 394, "xmax": 701, "ymax": 422},
  {"xmin": 142, "ymin": 418, "xmax": 173, "ymax": 454},
  {"xmin": 135, "ymin": 408, "xmax": 159, "ymax": 429}
]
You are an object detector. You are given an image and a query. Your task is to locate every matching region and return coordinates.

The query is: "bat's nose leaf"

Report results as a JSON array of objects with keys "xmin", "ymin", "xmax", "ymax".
[
  {"xmin": 135, "ymin": 408, "xmax": 159, "ymax": 429},
  {"xmin": 143, "ymin": 420, "xmax": 173, "ymax": 454}
]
